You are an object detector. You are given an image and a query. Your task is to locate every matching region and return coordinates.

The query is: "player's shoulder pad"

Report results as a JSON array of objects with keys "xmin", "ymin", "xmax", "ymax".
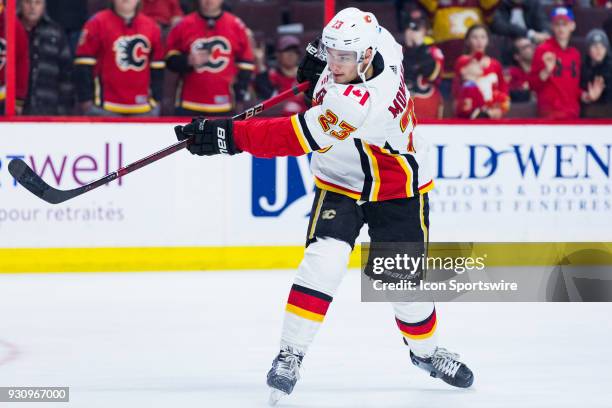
[{"xmin": 320, "ymin": 83, "xmax": 371, "ymax": 128}]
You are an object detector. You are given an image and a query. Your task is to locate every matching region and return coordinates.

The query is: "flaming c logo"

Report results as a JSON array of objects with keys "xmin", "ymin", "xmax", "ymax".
[
  {"xmin": 113, "ymin": 35, "xmax": 151, "ymax": 72},
  {"xmin": 191, "ymin": 36, "xmax": 232, "ymax": 73}
]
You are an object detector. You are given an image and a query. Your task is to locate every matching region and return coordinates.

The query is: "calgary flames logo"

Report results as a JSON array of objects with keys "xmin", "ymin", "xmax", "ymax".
[
  {"xmin": 113, "ymin": 35, "xmax": 151, "ymax": 72},
  {"xmin": 0, "ymin": 38, "xmax": 6, "ymax": 71},
  {"xmin": 191, "ymin": 36, "xmax": 232, "ymax": 73}
]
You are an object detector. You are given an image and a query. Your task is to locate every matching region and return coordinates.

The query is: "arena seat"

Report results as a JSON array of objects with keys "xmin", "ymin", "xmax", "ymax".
[
  {"xmin": 574, "ymin": 7, "xmax": 612, "ymax": 37},
  {"xmin": 506, "ymin": 100, "xmax": 537, "ymax": 118},
  {"xmin": 232, "ymin": 1, "xmax": 284, "ymax": 38},
  {"xmin": 288, "ymin": 1, "xmax": 325, "ymax": 31},
  {"xmin": 336, "ymin": 0, "xmax": 400, "ymax": 32}
]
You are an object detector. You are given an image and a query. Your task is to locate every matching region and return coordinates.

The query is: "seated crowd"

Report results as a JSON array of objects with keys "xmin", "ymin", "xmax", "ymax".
[{"xmin": 0, "ymin": 0, "xmax": 611, "ymax": 119}]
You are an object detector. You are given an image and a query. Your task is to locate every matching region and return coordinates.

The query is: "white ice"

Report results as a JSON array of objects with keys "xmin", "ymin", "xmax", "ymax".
[{"xmin": 0, "ymin": 269, "xmax": 610, "ymax": 408}]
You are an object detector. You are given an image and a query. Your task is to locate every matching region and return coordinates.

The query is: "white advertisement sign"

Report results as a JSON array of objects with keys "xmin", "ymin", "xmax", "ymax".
[{"xmin": 0, "ymin": 123, "xmax": 610, "ymax": 248}]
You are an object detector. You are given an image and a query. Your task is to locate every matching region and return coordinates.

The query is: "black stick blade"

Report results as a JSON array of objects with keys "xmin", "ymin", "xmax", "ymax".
[{"xmin": 8, "ymin": 159, "xmax": 74, "ymax": 204}]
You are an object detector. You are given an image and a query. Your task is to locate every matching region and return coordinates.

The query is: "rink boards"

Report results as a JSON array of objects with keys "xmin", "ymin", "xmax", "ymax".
[{"xmin": 0, "ymin": 122, "xmax": 610, "ymax": 271}]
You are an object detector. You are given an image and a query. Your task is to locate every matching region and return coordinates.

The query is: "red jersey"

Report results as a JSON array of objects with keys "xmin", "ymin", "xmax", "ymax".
[
  {"xmin": 506, "ymin": 65, "xmax": 530, "ymax": 93},
  {"xmin": 166, "ymin": 11, "xmax": 255, "ymax": 113},
  {"xmin": 529, "ymin": 38, "xmax": 581, "ymax": 119},
  {"xmin": 74, "ymin": 9, "xmax": 164, "ymax": 114},
  {"xmin": 141, "ymin": 0, "xmax": 183, "ymax": 27},
  {"xmin": 454, "ymin": 53, "xmax": 509, "ymax": 118},
  {"xmin": 267, "ymin": 68, "xmax": 307, "ymax": 116},
  {"xmin": 0, "ymin": 7, "xmax": 30, "ymax": 104},
  {"xmin": 455, "ymin": 80, "xmax": 509, "ymax": 118},
  {"xmin": 452, "ymin": 53, "xmax": 508, "ymax": 98}
]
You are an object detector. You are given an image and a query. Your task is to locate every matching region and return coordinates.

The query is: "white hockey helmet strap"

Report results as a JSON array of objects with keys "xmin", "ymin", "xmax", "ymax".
[{"xmin": 321, "ymin": 7, "xmax": 380, "ymax": 65}]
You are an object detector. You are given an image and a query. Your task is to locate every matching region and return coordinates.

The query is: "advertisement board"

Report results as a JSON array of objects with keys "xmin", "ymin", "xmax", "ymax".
[{"xmin": 0, "ymin": 122, "xmax": 610, "ymax": 270}]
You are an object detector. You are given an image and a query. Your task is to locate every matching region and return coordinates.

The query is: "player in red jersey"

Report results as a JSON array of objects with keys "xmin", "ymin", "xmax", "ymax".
[
  {"xmin": 165, "ymin": 0, "xmax": 255, "ymax": 116},
  {"xmin": 0, "ymin": 0, "xmax": 30, "ymax": 114},
  {"xmin": 529, "ymin": 7, "xmax": 582, "ymax": 119},
  {"xmin": 505, "ymin": 36, "xmax": 535, "ymax": 103},
  {"xmin": 453, "ymin": 24, "xmax": 509, "ymax": 118},
  {"xmin": 254, "ymin": 35, "xmax": 307, "ymax": 116},
  {"xmin": 74, "ymin": 0, "xmax": 165, "ymax": 116}
]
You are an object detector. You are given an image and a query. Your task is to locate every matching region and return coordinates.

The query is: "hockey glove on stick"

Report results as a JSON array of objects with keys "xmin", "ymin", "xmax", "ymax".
[
  {"xmin": 174, "ymin": 118, "xmax": 241, "ymax": 156},
  {"xmin": 297, "ymin": 38, "xmax": 327, "ymax": 101}
]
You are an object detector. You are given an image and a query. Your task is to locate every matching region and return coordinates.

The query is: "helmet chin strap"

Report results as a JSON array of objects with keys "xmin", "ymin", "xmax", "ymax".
[{"xmin": 356, "ymin": 50, "xmax": 375, "ymax": 119}]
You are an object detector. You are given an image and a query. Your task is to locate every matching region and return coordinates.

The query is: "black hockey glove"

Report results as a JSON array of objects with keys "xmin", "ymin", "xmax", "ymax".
[
  {"xmin": 174, "ymin": 118, "xmax": 241, "ymax": 156},
  {"xmin": 297, "ymin": 38, "xmax": 327, "ymax": 100}
]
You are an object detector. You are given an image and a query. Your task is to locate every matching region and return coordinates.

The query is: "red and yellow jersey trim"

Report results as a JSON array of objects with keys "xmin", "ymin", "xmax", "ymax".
[
  {"xmin": 180, "ymin": 100, "xmax": 232, "ymax": 113},
  {"xmin": 165, "ymin": 49, "xmax": 181, "ymax": 58},
  {"xmin": 103, "ymin": 101, "xmax": 152, "ymax": 114},
  {"xmin": 236, "ymin": 62, "xmax": 255, "ymax": 71},
  {"xmin": 314, "ymin": 176, "xmax": 362, "ymax": 200},
  {"xmin": 419, "ymin": 180, "xmax": 434, "ymax": 193},
  {"xmin": 150, "ymin": 60, "xmax": 166, "ymax": 69},
  {"xmin": 74, "ymin": 57, "xmax": 97, "ymax": 66},
  {"xmin": 291, "ymin": 114, "xmax": 311, "ymax": 154}
]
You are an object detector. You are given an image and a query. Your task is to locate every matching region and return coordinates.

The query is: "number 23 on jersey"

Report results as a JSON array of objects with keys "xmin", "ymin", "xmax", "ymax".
[{"xmin": 317, "ymin": 109, "xmax": 357, "ymax": 140}]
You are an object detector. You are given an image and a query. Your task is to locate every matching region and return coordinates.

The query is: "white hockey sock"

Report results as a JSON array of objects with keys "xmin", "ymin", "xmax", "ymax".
[{"xmin": 280, "ymin": 237, "xmax": 352, "ymax": 353}]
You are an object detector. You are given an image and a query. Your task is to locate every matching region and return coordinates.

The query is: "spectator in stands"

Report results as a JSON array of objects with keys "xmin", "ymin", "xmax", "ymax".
[
  {"xmin": 402, "ymin": 8, "xmax": 444, "ymax": 119},
  {"xmin": 506, "ymin": 36, "xmax": 535, "ymax": 102},
  {"xmin": 45, "ymin": 0, "xmax": 87, "ymax": 55},
  {"xmin": 529, "ymin": 7, "xmax": 582, "ymax": 119},
  {"xmin": 491, "ymin": 0, "xmax": 551, "ymax": 43},
  {"xmin": 74, "ymin": 0, "xmax": 165, "ymax": 116},
  {"xmin": 19, "ymin": 0, "xmax": 74, "ymax": 115},
  {"xmin": 165, "ymin": 0, "xmax": 255, "ymax": 116},
  {"xmin": 141, "ymin": 0, "xmax": 183, "ymax": 31},
  {"xmin": 581, "ymin": 29, "xmax": 611, "ymax": 116},
  {"xmin": 253, "ymin": 35, "xmax": 306, "ymax": 116},
  {"xmin": 417, "ymin": 0, "xmax": 500, "ymax": 91},
  {"xmin": 453, "ymin": 24, "xmax": 510, "ymax": 118},
  {"xmin": 0, "ymin": 0, "xmax": 30, "ymax": 115}
]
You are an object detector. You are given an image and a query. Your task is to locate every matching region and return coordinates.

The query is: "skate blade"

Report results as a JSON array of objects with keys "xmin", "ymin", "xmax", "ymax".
[{"xmin": 268, "ymin": 389, "xmax": 287, "ymax": 406}]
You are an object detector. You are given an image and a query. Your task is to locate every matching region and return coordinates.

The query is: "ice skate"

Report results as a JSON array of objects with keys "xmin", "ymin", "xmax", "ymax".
[
  {"xmin": 266, "ymin": 345, "xmax": 304, "ymax": 405},
  {"xmin": 410, "ymin": 347, "xmax": 474, "ymax": 388}
]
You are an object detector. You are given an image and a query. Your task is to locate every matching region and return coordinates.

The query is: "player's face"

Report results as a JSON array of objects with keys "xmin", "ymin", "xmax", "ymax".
[
  {"xmin": 589, "ymin": 42, "xmax": 607, "ymax": 63},
  {"xmin": 404, "ymin": 26, "xmax": 426, "ymax": 47},
  {"xmin": 20, "ymin": 0, "xmax": 45, "ymax": 25},
  {"xmin": 113, "ymin": 0, "xmax": 139, "ymax": 14},
  {"xmin": 199, "ymin": 0, "xmax": 223, "ymax": 14},
  {"xmin": 277, "ymin": 48, "xmax": 300, "ymax": 69},
  {"xmin": 466, "ymin": 27, "xmax": 488, "ymax": 54},
  {"xmin": 552, "ymin": 19, "xmax": 575, "ymax": 43},
  {"xmin": 514, "ymin": 38, "xmax": 534, "ymax": 63},
  {"xmin": 326, "ymin": 48, "xmax": 360, "ymax": 83}
]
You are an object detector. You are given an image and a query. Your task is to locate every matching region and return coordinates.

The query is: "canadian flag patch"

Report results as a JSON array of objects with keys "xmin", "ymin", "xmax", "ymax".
[{"xmin": 342, "ymin": 85, "xmax": 370, "ymax": 106}]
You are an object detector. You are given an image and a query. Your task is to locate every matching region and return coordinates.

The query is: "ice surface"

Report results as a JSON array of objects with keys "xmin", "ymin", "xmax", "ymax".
[{"xmin": 0, "ymin": 269, "xmax": 610, "ymax": 407}]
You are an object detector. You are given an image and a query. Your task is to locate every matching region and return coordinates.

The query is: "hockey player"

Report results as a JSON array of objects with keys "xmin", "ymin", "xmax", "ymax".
[
  {"xmin": 0, "ymin": 0, "xmax": 30, "ymax": 114},
  {"xmin": 74, "ymin": 0, "xmax": 165, "ymax": 116},
  {"xmin": 165, "ymin": 0, "xmax": 255, "ymax": 115},
  {"xmin": 174, "ymin": 7, "xmax": 474, "ymax": 404}
]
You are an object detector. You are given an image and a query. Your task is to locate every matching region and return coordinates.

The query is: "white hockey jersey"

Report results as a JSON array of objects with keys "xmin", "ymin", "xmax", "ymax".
[{"xmin": 290, "ymin": 27, "xmax": 434, "ymax": 202}]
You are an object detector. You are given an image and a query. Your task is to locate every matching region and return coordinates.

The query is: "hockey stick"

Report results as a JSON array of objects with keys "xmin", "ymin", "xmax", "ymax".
[{"xmin": 8, "ymin": 81, "xmax": 310, "ymax": 205}]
